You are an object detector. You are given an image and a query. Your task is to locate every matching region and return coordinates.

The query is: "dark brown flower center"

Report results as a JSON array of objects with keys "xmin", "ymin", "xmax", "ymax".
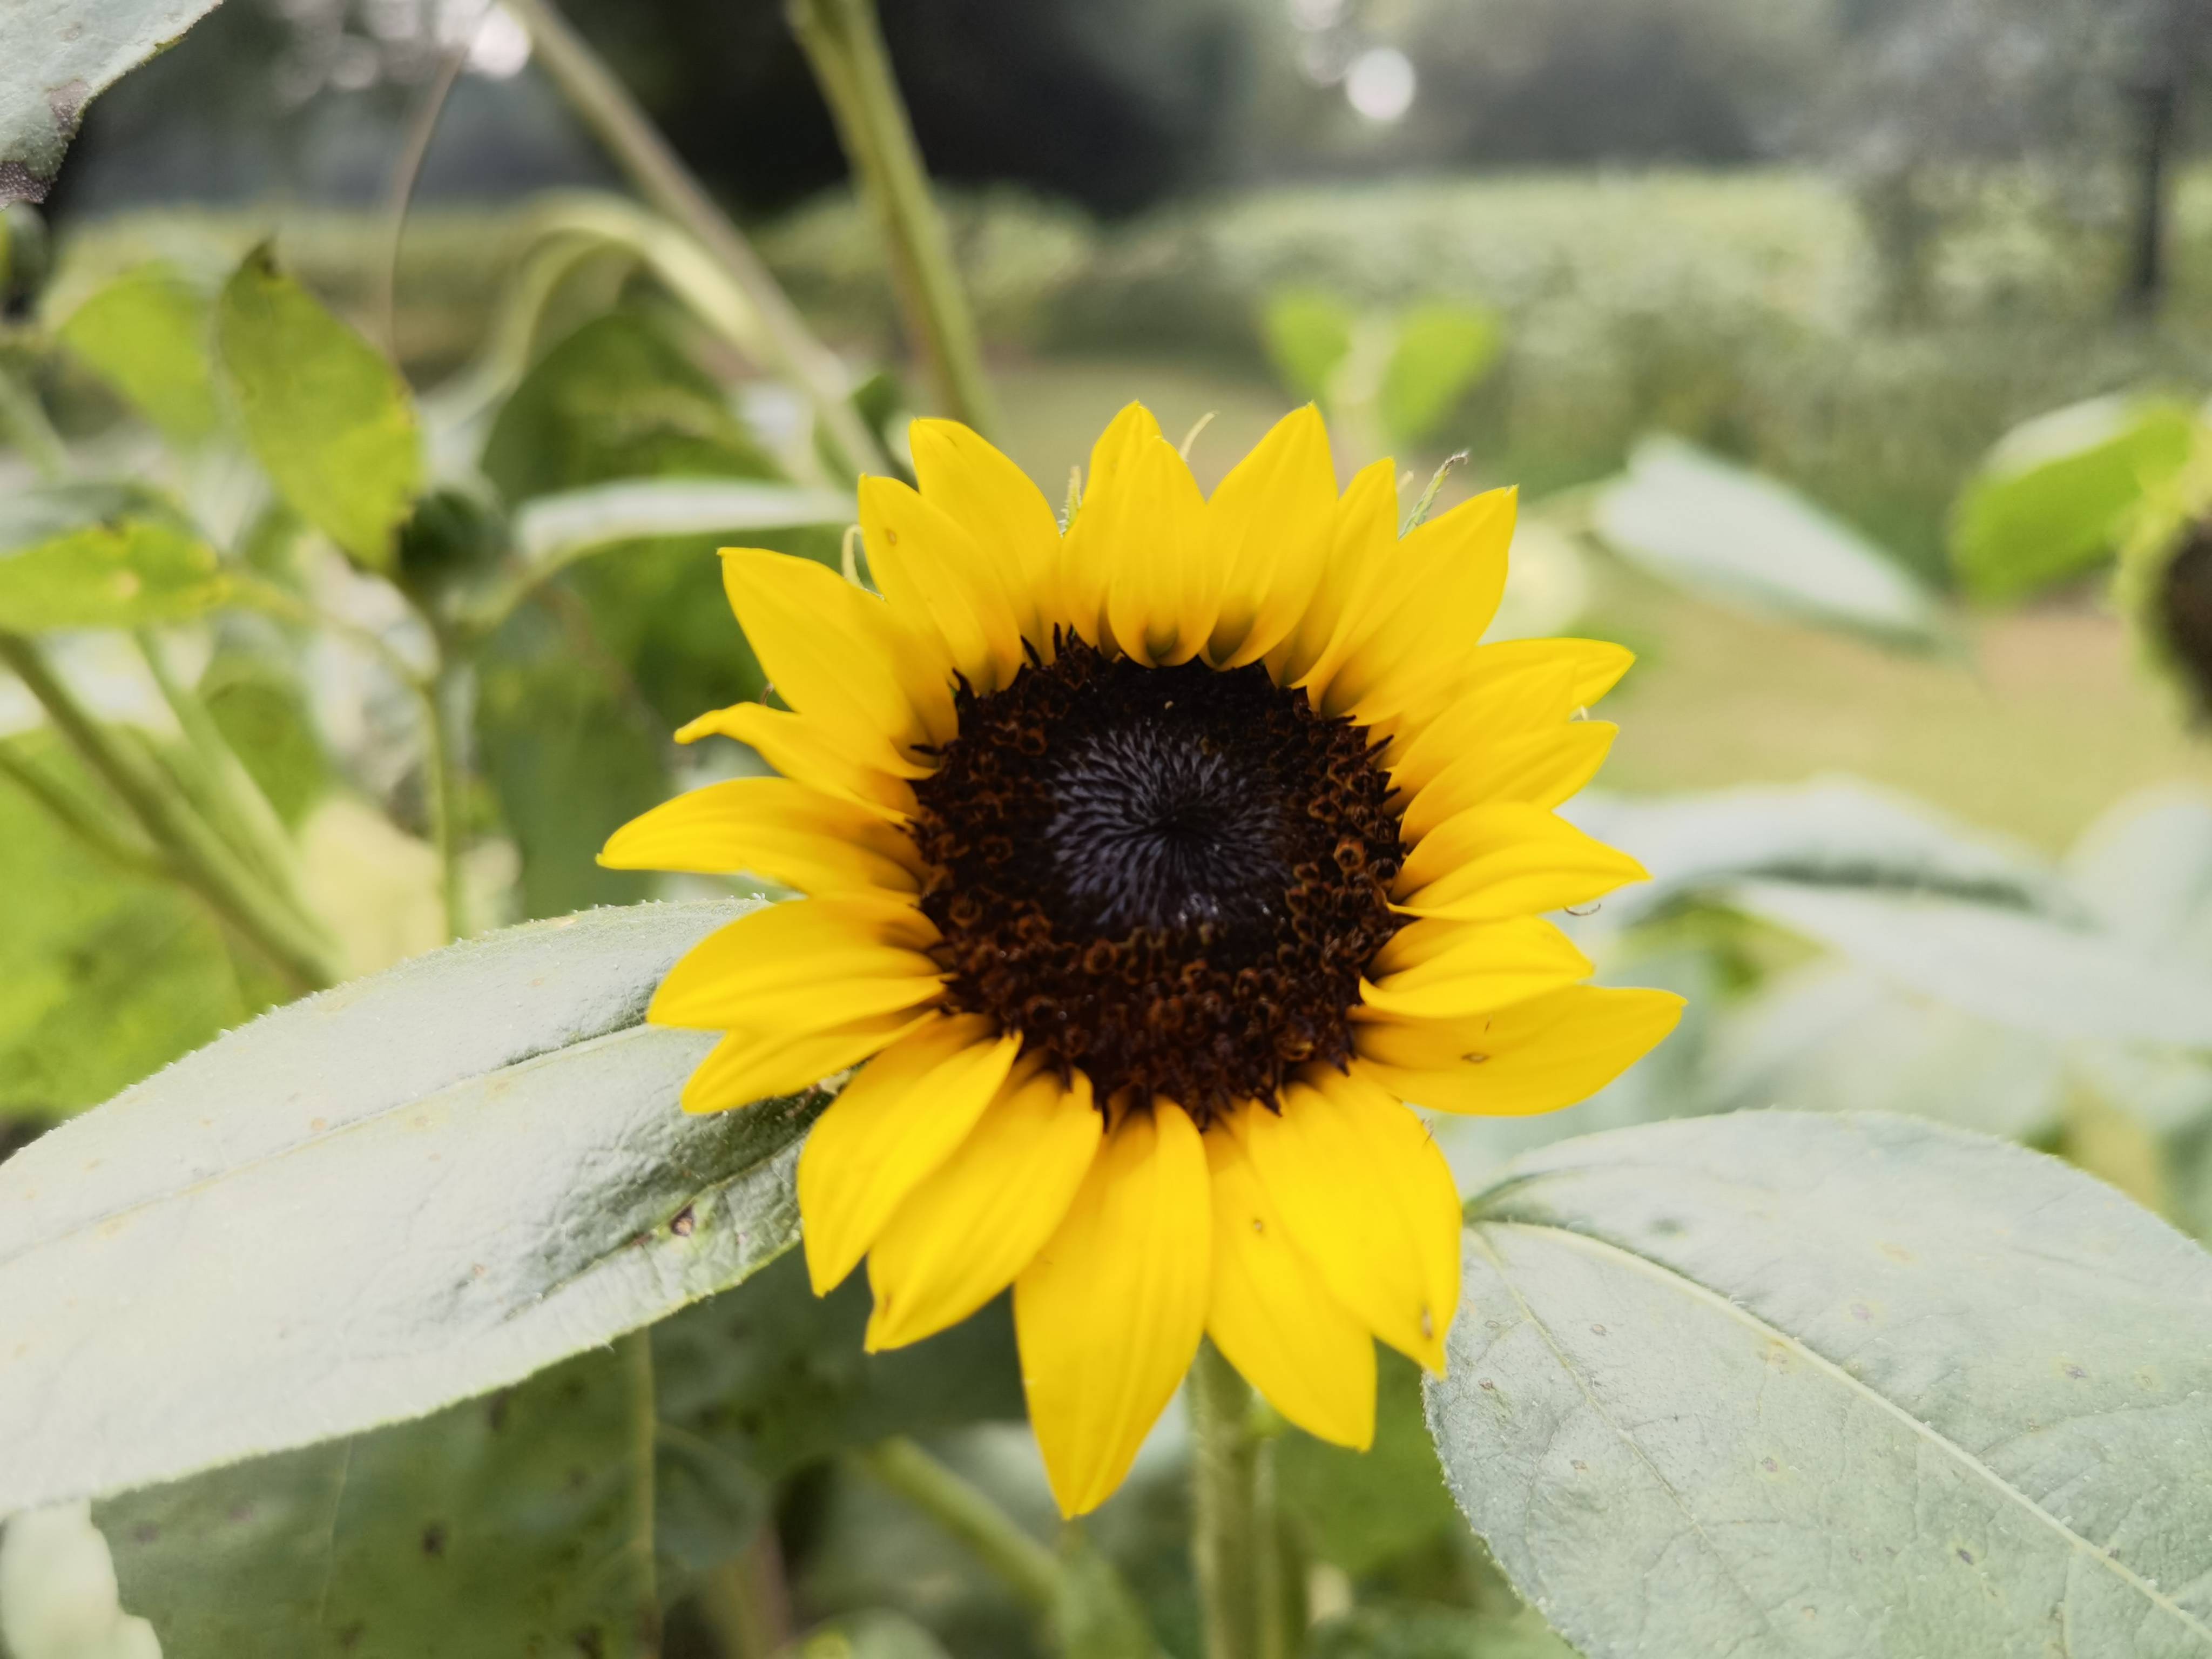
[{"xmin": 907, "ymin": 637, "xmax": 1404, "ymax": 1125}]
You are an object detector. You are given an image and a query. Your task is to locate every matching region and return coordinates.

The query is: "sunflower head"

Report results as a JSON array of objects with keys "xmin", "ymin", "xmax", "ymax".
[{"xmin": 605, "ymin": 403, "xmax": 1682, "ymax": 1516}]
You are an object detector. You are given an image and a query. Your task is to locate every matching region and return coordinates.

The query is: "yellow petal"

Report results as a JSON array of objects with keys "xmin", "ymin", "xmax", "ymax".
[
  {"xmin": 1016, "ymin": 1100, "xmax": 1211, "ymax": 1516},
  {"xmin": 1353, "ymin": 985, "xmax": 1684, "ymax": 1116},
  {"xmin": 859, "ymin": 474, "xmax": 1027, "ymax": 694},
  {"xmin": 1204, "ymin": 405, "xmax": 1338, "ymax": 667},
  {"xmin": 908, "ymin": 417, "xmax": 1062, "ymax": 646},
  {"xmin": 721, "ymin": 547, "xmax": 954, "ymax": 753},
  {"xmin": 1204, "ymin": 1126, "xmax": 1375, "ymax": 1448},
  {"xmin": 1452, "ymin": 636, "xmax": 1633, "ymax": 712},
  {"xmin": 600, "ymin": 777, "xmax": 919, "ymax": 893},
  {"xmin": 1326, "ymin": 488, "xmax": 1516, "ymax": 724},
  {"xmin": 1100, "ymin": 432, "xmax": 1212, "ymax": 666},
  {"xmin": 1395, "ymin": 803, "xmax": 1648, "ymax": 922},
  {"xmin": 1279, "ymin": 459, "xmax": 1400, "ymax": 694},
  {"xmin": 799, "ymin": 1014, "xmax": 1023, "ymax": 1294},
  {"xmin": 1058, "ymin": 402, "xmax": 1163, "ymax": 648},
  {"xmin": 680, "ymin": 1010, "xmax": 929, "ymax": 1114},
  {"xmin": 1233, "ymin": 1073, "xmax": 1461, "ymax": 1372},
  {"xmin": 1360, "ymin": 916, "xmax": 1593, "ymax": 1023},
  {"xmin": 649, "ymin": 895, "xmax": 941, "ymax": 1029},
  {"xmin": 866, "ymin": 1065, "xmax": 1103, "ymax": 1350},
  {"xmin": 677, "ymin": 703, "xmax": 922, "ymax": 824},
  {"xmin": 1399, "ymin": 721, "xmax": 1617, "ymax": 843},
  {"xmin": 1384, "ymin": 661, "xmax": 1582, "ymax": 801}
]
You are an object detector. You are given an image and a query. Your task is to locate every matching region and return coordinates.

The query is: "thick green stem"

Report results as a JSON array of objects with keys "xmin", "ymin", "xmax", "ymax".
[
  {"xmin": 786, "ymin": 0, "xmax": 999, "ymax": 437},
  {"xmin": 1189, "ymin": 1342, "xmax": 1288, "ymax": 1659},
  {"xmin": 854, "ymin": 1437, "xmax": 1062, "ymax": 1615},
  {"xmin": 624, "ymin": 1328, "xmax": 662, "ymax": 1658},
  {"xmin": 503, "ymin": 0, "xmax": 894, "ymax": 479},
  {"xmin": 0, "ymin": 744, "xmax": 170, "ymax": 881},
  {"xmin": 0, "ymin": 633, "xmax": 339, "ymax": 993}
]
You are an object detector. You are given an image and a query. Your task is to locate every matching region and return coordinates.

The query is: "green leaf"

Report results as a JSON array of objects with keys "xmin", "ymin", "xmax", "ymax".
[
  {"xmin": 481, "ymin": 311, "xmax": 778, "ymax": 506},
  {"xmin": 513, "ymin": 478, "xmax": 854, "ymax": 577},
  {"xmin": 1726, "ymin": 879, "xmax": 2212, "ymax": 1046},
  {"xmin": 1951, "ymin": 396, "xmax": 2198, "ymax": 604},
  {"xmin": 1379, "ymin": 301, "xmax": 1502, "ymax": 448},
  {"xmin": 198, "ymin": 657, "xmax": 328, "ymax": 827},
  {"xmin": 0, "ymin": 899, "xmax": 817, "ymax": 1515},
  {"xmin": 787, "ymin": 1612, "xmax": 956, "ymax": 1659},
  {"xmin": 1258, "ymin": 289, "xmax": 1355, "ymax": 405},
  {"xmin": 56, "ymin": 264, "xmax": 220, "ymax": 443},
  {"xmin": 652, "ymin": 1252, "xmax": 1024, "ymax": 1483},
  {"xmin": 1429, "ymin": 1112, "xmax": 2212, "ymax": 1659},
  {"xmin": 1307, "ymin": 1604, "xmax": 1577, "ymax": 1659},
  {"xmin": 216, "ymin": 245, "xmax": 421, "ymax": 572},
  {"xmin": 98, "ymin": 1347, "xmax": 649, "ymax": 1659},
  {"xmin": 1592, "ymin": 437, "xmax": 1946, "ymax": 646},
  {"xmin": 0, "ymin": 482, "xmax": 228, "ymax": 630},
  {"xmin": 0, "ymin": 0, "xmax": 226, "ymax": 206}
]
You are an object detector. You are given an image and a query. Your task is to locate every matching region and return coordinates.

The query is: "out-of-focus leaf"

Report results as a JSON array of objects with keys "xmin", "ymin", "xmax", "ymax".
[
  {"xmin": 1429, "ymin": 1112, "xmax": 2212, "ymax": 1659},
  {"xmin": 786, "ymin": 1612, "xmax": 956, "ymax": 1659},
  {"xmin": 657, "ymin": 1423, "xmax": 769, "ymax": 1580},
  {"xmin": 56, "ymin": 264, "xmax": 220, "ymax": 443},
  {"xmin": 1567, "ymin": 778, "xmax": 2068, "ymax": 932},
  {"xmin": 1951, "ymin": 395, "xmax": 2197, "ymax": 603},
  {"xmin": 0, "ymin": 483, "xmax": 228, "ymax": 630},
  {"xmin": 1258, "ymin": 289, "xmax": 1355, "ymax": 404},
  {"xmin": 0, "ymin": 1501, "xmax": 159, "ymax": 1659},
  {"xmin": 475, "ymin": 597, "xmax": 670, "ymax": 919},
  {"xmin": 100, "ymin": 1347, "xmax": 647, "ymax": 1659},
  {"xmin": 200, "ymin": 657, "xmax": 327, "ymax": 827},
  {"xmin": 217, "ymin": 245, "xmax": 421, "ymax": 572},
  {"xmin": 0, "ymin": 900, "xmax": 818, "ymax": 1515},
  {"xmin": 1728, "ymin": 879, "xmax": 2212, "ymax": 1047},
  {"xmin": 1277, "ymin": 1350, "xmax": 1462, "ymax": 1579},
  {"xmin": 482, "ymin": 310, "xmax": 778, "ymax": 505},
  {"xmin": 1307, "ymin": 1604, "xmax": 1577, "ymax": 1659},
  {"xmin": 0, "ymin": 0, "xmax": 226, "ymax": 206},
  {"xmin": 2065, "ymin": 784, "xmax": 2212, "ymax": 970},
  {"xmin": 1593, "ymin": 437, "xmax": 1946, "ymax": 645},
  {"xmin": 514, "ymin": 478, "xmax": 853, "ymax": 575},
  {"xmin": 1053, "ymin": 1533, "xmax": 1159, "ymax": 1659},
  {"xmin": 653, "ymin": 1252, "xmax": 1024, "ymax": 1483},
  {"xmin": 0, "ymin": 730, "xmax": 260, "ymax": 1124},
  {"xmin": 1379, "ymin": 301, "xmax": 1501, "ymax": 447}
]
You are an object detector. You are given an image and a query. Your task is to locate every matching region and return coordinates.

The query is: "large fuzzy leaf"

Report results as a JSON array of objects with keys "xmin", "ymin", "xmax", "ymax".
[
  {"xmin": 1429, "ymin": 1112, "xmax": 2212, "ymax": 1658},
  {"xmin": 0, "ymin": 899, "xmax": 817, "ymax": 1515}
]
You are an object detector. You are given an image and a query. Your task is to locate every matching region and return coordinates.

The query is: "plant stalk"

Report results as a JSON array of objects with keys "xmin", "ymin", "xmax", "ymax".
[
  {"xmin": 854, "ymin": 1436, "xmax": 1062, "ymax": 1615},
  {"xmin": 503, "ymin": 0, "xmax": 894, "ymax": 479},
  {"xmin": 786, "ymin": 0, "xmax": 999, "ymax": 436},
  {"xmin": 696, "ymin": 1529, "xmax": 795, "ymax": 1659},
  {"xmin": 0, "ymin": 633, "xmax": 340, "ymax": 993},
  {"xmin": 0, "ymin": 743, "xmax": 171, "ymax": 881},
  {"xmin": 421, "ymin": 658, "xmax": 468, "ymax": 943},
  {"xmin": 1189, "ymin": 1341, "xmax": 1287, "ymax": 1659}
]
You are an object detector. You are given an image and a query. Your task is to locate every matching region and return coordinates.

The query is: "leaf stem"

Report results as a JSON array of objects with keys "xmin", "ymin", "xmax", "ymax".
[
  {"xmin": 0, "ymin": 743, "xmax": 171, "ymax": 881},
  {"xmin": 502, "ymin": 0, "xmax": 894, "ymax": 479},
  {"xmin": 421, "ymin": 659, "xmax": 468, "ymax": 943},
  {"xmin": 786, "ymin": 0, "xmax": 999, "ymax": 436},
  {"xmin": 624, "ymin": 1327, "xmax": 662, "ymax": 1658},
  {"xmin": 1189, "ymin": 1341, "xmax": 1288, "ymax": 1659},
  {"xmin": 853, "ymin": 1435, "xmax": 1062, "ymax": 1615},
  {"xmin": 0, "ymin": 632, "xmax": 340, "ymax": 993},
  {"xmin": 696, "ymin": 1529, "xmax": 795, "ymax": 1659}
]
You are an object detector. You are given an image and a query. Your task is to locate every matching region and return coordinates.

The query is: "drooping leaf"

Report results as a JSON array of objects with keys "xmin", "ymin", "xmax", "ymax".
[
  {"xmin": 1951, "ymin": 395, "xmax": 2198, "ymax": 604},
  {"xmin": 216, "ymin": 245, "xmax": 421, "ymax": 572},
  {"xmin": 98, "ymin": 1346, "xmax": 649, "ymax": 1659},
  {"xmin": 1379, "ymin": 301, "xmax": 1501, "ymax": 448},
  {"xmin": 0, "ymin": 899, "xmax": 817, "ymax": 1515},
  {"xmin": 1429, "ymin": 1112, "xmax": 2212, "ymax": 1659},
  {"xmin": 1727, "ymin": 879, "xmax": 2212, "ymax": 1047},
  {"xmin": 652, "ymin": 1252, "xmax": 1025, "ymax": 1484},
  {"xmin": 1258, "ymin": 289, "xmax": 1355, "ymax": 405},
  {"xmin": 0, "ymin": 0, "xmax": 227, "ymax": 206},
  {"xmin": 0, "ymin": 482, "xmax": 228, "ymax": 630},
  {"xmin": 1592, "ymin": 437, "xmax": 1946, "ymax": 646},
  {"xmin": 56, "ymin": 264, "xmax": 220, "ymax": 443}
]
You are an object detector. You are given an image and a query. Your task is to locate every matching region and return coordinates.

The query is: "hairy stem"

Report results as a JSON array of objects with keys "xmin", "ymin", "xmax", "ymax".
[
  {"xmin": 0, "ymin": 633, "xmax": 339, "ymax": 993},
  {"xmin": 503, "ymin": 0, "xmax": 894, "ymax": 479},
  {"xmin": 1189, "ymin": 1342, "xmax": 1287, "ymax": 1659},
  {"xmin": 786, "ymin": 0, "xmax": 999, "ymax": 436},
  {"xmin": 854, "ymin": 1437, "xmax": 1062, "ymax": 1615}
]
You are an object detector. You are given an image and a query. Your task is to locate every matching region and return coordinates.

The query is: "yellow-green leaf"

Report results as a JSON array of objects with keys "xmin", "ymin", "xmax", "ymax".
[
  {"xmin": 57, "ymin": 264, "xmax": 220, "ymax": 443},
  {"xmin": 217, "ymin": 245, "xmax": 421, "ymax": 572},
  {"xmin": 0, "ymin": 483, "xmax": 228, "ymax": 630}
]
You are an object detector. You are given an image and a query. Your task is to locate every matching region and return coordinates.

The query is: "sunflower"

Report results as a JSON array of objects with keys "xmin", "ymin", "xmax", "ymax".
[{"xmin": 603, "ymin": 403, "xmax": 1682, "ymax": 1516}]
